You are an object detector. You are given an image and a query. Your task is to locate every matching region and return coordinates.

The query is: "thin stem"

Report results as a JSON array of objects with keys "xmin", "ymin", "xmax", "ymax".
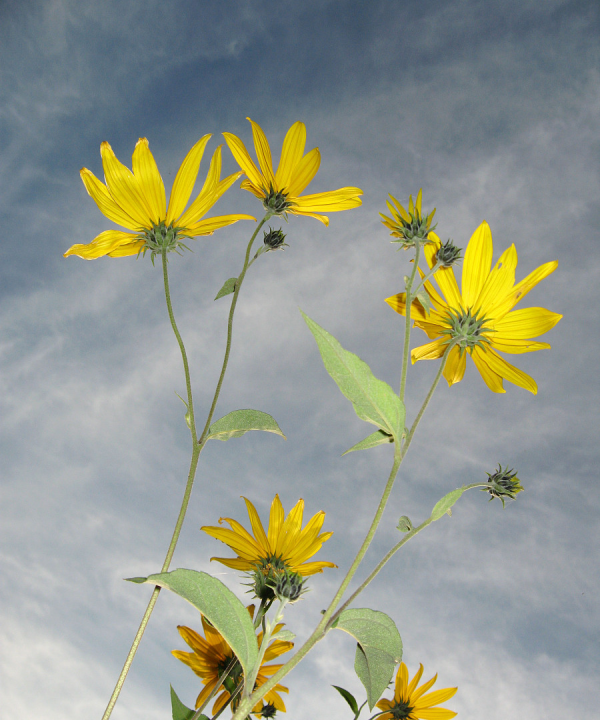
[
  {"xmin": 399, "ymin": 241, "xmax": 421, "ymax": 402},
  {"xmin": 101, "ymin": 215, "xmax": 271, "ymax": 720},
  {"xmin": 190, "ymin": 656, "xmax": 239, "ymax": 720},
  {"xmin": 244, "ymin": 599, "xmax": 287, "ymax": 700}
]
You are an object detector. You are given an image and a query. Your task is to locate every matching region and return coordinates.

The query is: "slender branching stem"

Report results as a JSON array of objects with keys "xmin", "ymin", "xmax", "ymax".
[{"xmin": 399, "ymin": 240, "xmax": 421, "ymax": 402}]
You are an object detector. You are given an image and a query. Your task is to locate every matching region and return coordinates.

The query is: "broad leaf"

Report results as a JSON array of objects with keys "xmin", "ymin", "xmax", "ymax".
[
  {"xmin": 214, "ymin": 277, "xmax": 238, "ymax": 300},
  {"xmin": 431, "ymin": 488, "xmax": 464, "ymax": 521},
  {"xmin": 129, "ymin": 569, "xmax": 258, "ymax": 678},
  {"xmin": 343, "ymin": 429, "xmax": 394, "ymax": 456},
  {"xmin": 301, "ymin": 312, "xmax": 405, "ymax": 441},
  {"xmin": 333, "ymin": 608, "xmax": 403, "ymax": 709},
  {"xmin": 170, "ymin": 686, "xmax": 203, "ymax": 720},
  {"xmin": 332, "ymin": 685, "xmax": 359, "ymax": 716},
  {"xmin": 207, "ymin": 409, "xmax": 286, "ymax": 442}
]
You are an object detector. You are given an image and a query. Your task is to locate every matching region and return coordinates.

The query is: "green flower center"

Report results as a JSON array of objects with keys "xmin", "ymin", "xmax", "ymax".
[
  {"xmin": 263, "ymin": 185, "xmax": 294, "ymax": 214},
  {"xmin": 442, "ymin": 307, "xmax": 494, "ymax": 353},
  {"xmin": 390, "ymin": 700, "xmax": 413, "ymax": 719},
  {"xmin": 391, "ymin": 209, "xmax": 437, "ymax": 248},
  {"xmin": 136, "ymin": 221, "xmax": 192, "ymax": 264}
]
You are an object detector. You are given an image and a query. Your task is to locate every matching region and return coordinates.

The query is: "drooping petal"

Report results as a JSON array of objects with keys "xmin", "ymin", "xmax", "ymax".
[
  {"xmin": 132, "ymin": 138, "xmax": 166, "ymax": 222},
  {"xmin": 275, "ymin": 121, "xmax": 306, "ymax": 189},
  {"xmin": 411, "ymin": 338, "xmax": 447, "ymax": 362},
  {"xmin": 471, "ymin": 346, "xmax": 506, "ymax": 393},
  {"xmin": 385, "ymin": 293, "xmax": 434, "ymax": 323},
  {"xmin": 165, "ymin": 134, "xmax": 211, "ymax": 224},
  {"xmin": 287, "ymin": 147, "xmax": 321, "ymax": 197},
  {"xmin": 462, "ymin": 221, "xmax": 493, "ymax": 307},
  {"xmin": 100, "ymin": 142, "xmax": 155, "ymax": 227},
  {"xmin": 442, "ymin": 346, "xmax": 466, "ymax": 386},
  {"xmin": 223, "ymin": 132, "xmax": 265, "ymax": 189},
  {"xmin": 477, "ymin": 346, "xmax": 538, "ymax": 393},
  {"xmin": 290, "ymin": 210, "xmax": 329, "ymax": 225},
  {"xmin": 64, "ymin": 229, "xmax": 137, "ymax": 259},
  {"xmin": 79, "ymin": 168, "xmax": 140, "ymax": 230},
  {"xmin": 247, "ymin": 117, "xmax": 276, "ymax": 188}
]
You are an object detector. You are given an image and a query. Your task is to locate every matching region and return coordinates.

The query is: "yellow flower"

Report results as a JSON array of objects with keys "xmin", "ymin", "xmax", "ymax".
[
  {"xmin": 172, "ymin": 605, "xmax": 292, "ymax": 714},
  {"xmin": 376, "ymin": 662, "xmax": 457, "ymax": 720},
  {"xmin": 202, "ymin": 494, "xmax": 337, "ymax": 577},
  {"xmin": 380, "ymin": 189, "xmax": 437, "ymax": 247},
  {"xmin": 223, "ymin": 118, "xmax": 363, "ymax": 225},
  {"xmin": 65, "ymin": 136, "xmax": 254, "ymax": 259},
  {"xmin": 385, "ymin": 221, "xmax": 562, "ymax": 394}
]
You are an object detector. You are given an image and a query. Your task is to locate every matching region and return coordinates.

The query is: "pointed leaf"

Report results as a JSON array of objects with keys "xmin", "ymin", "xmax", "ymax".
[
  {"xmin": 332, "ymin": 685, "xmax": 359, "ymax": 715},
  {"xmin": 301, "ymin": 312, "xmax": 404, "ymax": 441},
  {"xmin": 343, "ymin": 429, "xmax": 394, "ymax": 456},
  {"xmin": 431, "ymin": 488, "xmax": 464, "ymax": 521},
  {"xmin": 170, "ymin": 686, "xmax": 203, "ymax": 720},
  {"xmin": 207, "ymin": 409, "xmax": 286, "ymax": 441},
  {"xmin": 333, "ymin": 608, "xmax": 403, "ymax": 709},
  {"xmin": 215, "ymin": 277, "xmax": 238, "ymax": 300},
  {"xmin": 129, "ymin": 569, "xmax": 258, "ymax": 678}
]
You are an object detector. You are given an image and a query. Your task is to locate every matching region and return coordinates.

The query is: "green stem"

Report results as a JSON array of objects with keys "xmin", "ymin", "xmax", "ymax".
[
  {"xmin": 244, "ymin": 599, "xmax": 287, "ymax": 701},
  {"xmin": 399, "ymin": 241, "xmax": 421, "ymax": 403},
  {"xmin": 101, "ymin": 215, "xmax": 271, "ymax": 720},
  {"xmin": 190, "ymin": 656, "xmax": 239, "ymax": 720}
]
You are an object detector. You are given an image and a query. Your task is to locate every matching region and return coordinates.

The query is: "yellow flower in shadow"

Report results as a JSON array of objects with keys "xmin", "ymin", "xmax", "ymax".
[
  {"xmin": 65, "ymin": 136, "xmax": 254, "ymax": 259},
  {"xmin": 386, "ymin": 221, "xmax": 562, "ymax": 393},
  {"xmin": 376, "ymin": 662, "xmax": 457, "ymax": 720},
  {"xmin": 223, "ymin": 118, "xmax": 362, "ymax": 225},
  {"xmin": 202, "ymin": 494, "xmax": 337, "ymax": 577},
  {"xmin": 172, "ymin": 605, "xmax": 292, "ymax": 714}
]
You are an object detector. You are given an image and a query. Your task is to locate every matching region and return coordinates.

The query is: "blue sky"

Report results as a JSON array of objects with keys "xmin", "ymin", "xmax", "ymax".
[{"xmin": 1, "ymin": 1, "xmax": 599, "ymax": 718}]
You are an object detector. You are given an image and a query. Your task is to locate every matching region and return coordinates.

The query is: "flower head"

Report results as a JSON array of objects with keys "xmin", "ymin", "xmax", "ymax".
[
  {"xmin": 381, "ymin": 190, "xmax": 437, "ymax": 249},
  {"xmin": 385, "ymin": 221, "xmax": 562, "ymax": 393},
  {"xmin": 223, "ymin": 118, "xmax": 363, "ymax": 226},
  {"xmin": 202, "ymin": 495, "xmax": 337, "ymax": 598},
  {"xmin": 65, "ymin": 137, "xmax": 254, "ymax": 260},
  {"xmin": 483, "ymin": 464, "xmax": 523, "ymax": 507},
  {"xmin": 376, "ymin": 662, "xmax": 457, "ymax": 720},
  {"xmin": 172, "ymin": 605, "xmax": 292, "ymax": 714}
]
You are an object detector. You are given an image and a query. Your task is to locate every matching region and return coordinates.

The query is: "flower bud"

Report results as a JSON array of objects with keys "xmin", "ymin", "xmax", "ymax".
[
  {"xmin": 273, "ymin": 569, "xmax": 304, "ymax": 602},
  {"xmin": 258, "ymin": 702, "xmax": 277, "ymax": 718},
  {"xmin": 482, "ymin": 464, "xmax": 523, "ymax": 507},
  {"xmin": 263, "ymin": 227, "xmax": 287, "ymax": 250},
  {"xmin": 436, "ymin": 239, "xmax": 462, "ymax": 268}
]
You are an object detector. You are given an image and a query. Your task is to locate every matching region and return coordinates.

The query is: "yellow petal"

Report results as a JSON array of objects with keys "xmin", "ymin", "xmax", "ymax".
[
  {"xmin": 492, "ymin": 260, "xmax": 559, "ymax": 318},
  {"xmin": 277, "ymin": 499, "xmax": 305, "ymax": 559},
  {"xmin": 292, "ymin": 187, "xmax": 363, "ymax": 209},
  {"xmin": 243, "ymin": 497, "xmax": 270, "ymax": 554},
  {"xmin": 415, "ymin": 188, "xmax": 422, "ymax": 216},
  {"xmin": 474, "ymin": 243, "xmax": 517, "ymax": 315},
  {"xmin": 132, "ymin": 138, "xmax": 166, "ymax": 222},
  {"xmin": 395, "ymin": 662, "xmax": 409, "ymax": 700},
  {"xmin": 475, "ymin": 346, "xmax": 538, "ymax": 393},
  {"xmin": 80, "ymin": 168, "xmax": 140, "ymax": 230},
  {"xmin": 443, "ymin": 346, "xmax": 466, "ymax": 386},
  {"xmin": 490, "ymin": 338, "xmax": 551, "ymax": 354},
  {"xmin": 462, "ymin": 221, "xmax": 493, "ymax": 307},
  {"xmin": 247, "ymin": 117, "xmax": 275, "ymax": 188},
  {"xmin": 389, "ymin": 195, "xmax": 410, "ymax": 222},
  {"xmin": 100, "ymin": 142, "xmax": 154, "ymax": 227},
  {"xmin": 209, "ymin": 556, "xmax": 253, "ymax": 570},
  {"xmin": 287, "ymin": 147, "xmax": 321, "ymax": 197},
  {"xmin": 267, "ymin": 495, "xmax": 285, "ymax": 552},
  {"xmin": 385, "ymin": 293, "xmax": 433, "ymax": 322},
  {"xmin": 471, "ymin": 346, "xmax": 505, "ymax": 393},
  {"xmin": 64, "ymin": 229, "xmax": 136, "ymax": 259},
  {"xmin": 413, "ymin": 708, "xmax": 457, "ymax": 719},
  {"xmin": 289, "ymin": 209, "xmax": 330, "ymax": 225},
  {"xmin": 201, "ymin": 523, "xmax": 262, "ymax": 559},
  {"xmin": 493, "ymin": 307, "xmax": 562, "ymax": 339},
  {"xmin": 295, "ymin": 560, "xmax": 337, "ymax": 576},
  {"xmin": 275, "ymin": 121, "xmax": 306, "ymax": 189},
  {"xmin": 223, "ymin": 132, "xmax": 265, "ymax": 189},
  {"xmin": 106, "ymin": 239, "xmax": 145, "ymax": 257},
  {"xmin": 407, "ymin": 664, "xmax": 425, "ymax": 697},
  {"xmin": 165, "ymin": 135, "xmax": 211, "ymax": 224},
  {"xmin": 411, "ymin": 338, "xmax": 447, "ymax": 362},
  {"xmin": 414, "ymin": 687, "xmax": 458, "ymax": 709}
]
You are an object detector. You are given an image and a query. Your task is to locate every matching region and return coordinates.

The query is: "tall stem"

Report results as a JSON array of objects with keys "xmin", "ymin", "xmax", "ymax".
[
  {"xmin": 399, "ymin": 241, "xmax": 421, "ymax": 402},
  {"xmin": 101, "ymin": 215, "xmax": 271, "ymax": 720}
]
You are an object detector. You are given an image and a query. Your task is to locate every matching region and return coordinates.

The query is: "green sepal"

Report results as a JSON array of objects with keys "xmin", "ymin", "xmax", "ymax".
[
  {"xmin": 206, "ymin": 409, "xmax": 286, "ymax": 441},
  {"xmin": 214, "ymin": 277, "xmax": 238, "ymax": 300},
  {"xmin": 396, "ymin": 516, "xmax": 413, "ymax": 533},
  {"xmin": 414, "ymin": 289, "xmax": 433, "ymax": 317},
  {"xmin": 332, "ymin": 608, "xmax": 402, "ymax": 709},
  {"xmin": 332, "ymin": 685, "xmax": 359, "ymax": 716},
  {"xmin": 301, "ymin": 312, "xmax": 405, "ymax": 442},
  {"xmin": 127, "ymin": 569, "xmax": 258, "ymax": 679},
  {"xmin": 431, "ymin": 488, "xmax": 464, "ymax": 521},
  {"xmin": 342, "ymin": 429, "xmax": 394, "ymax": 456},
  {"xmin": 170, "ymin": 686, "xmax": 203, "ymax": 720}
]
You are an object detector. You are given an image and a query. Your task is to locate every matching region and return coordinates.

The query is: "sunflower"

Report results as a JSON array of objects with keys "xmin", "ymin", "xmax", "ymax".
[
  {"xmin": 64, "ymin": 136, "xmax": 254, "ymax": 259},
  {"xmin": 223, "ymin": 118, "xmax": 363, "ymax": 225},
  {"xmin": 376, "ymin": 662, "xmax": 457, "ymax": 720},
  {"xmin": 385, "ymin": 221, "xmax": 562, "ymax": 394},
  {"xmin": 172, "ymin": 605, "xmax": 292, "ymax": 714},
  {"xmin": 202, "ymin": 495, "xmax": 337, "ymax": 578}
]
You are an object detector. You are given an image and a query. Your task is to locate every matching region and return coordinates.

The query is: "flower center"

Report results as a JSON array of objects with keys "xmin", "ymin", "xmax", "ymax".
[
  {"xmin": 137, "ymin": 221, "xmax": 192, "ymax": 263},
  {"xmin": 442, "ymin": 307, "xmax": 494, "ymax": 353},
  {"xmin": 390, "ymin": 699, "xmax": 413, "ymax": 719},
  {"xmin": 263, "ymin": 184, "xmax": 294, "ymax": 214}
]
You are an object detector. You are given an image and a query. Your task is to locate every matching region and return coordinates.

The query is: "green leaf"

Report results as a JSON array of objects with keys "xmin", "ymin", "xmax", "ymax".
[
  {"xmin": 333, "ymin": 608, "xmax": 402, "ymax": 709},
  {"xmin": 130, "ymin": 569, "xmax": 258, "ymax": 678},
  {"xmin": 431, "ymin": 488, "xmax": 464, "ymax": 521},
  {"xmin": 332, "ymin": 685, "xmax": 359, "ymax": 716},
  {"xmin": 301, "ymin": 312, "xmax": 405, "ymax": 441},
  {"xmin": 342, "ymin": 429, "xmax": 394, "ymax": 456},
  {"xmin": 170, "ymin": 686, "xmax": 202, "ymax": 720},
  {"xmin": 396, "ymin": 516, "xmax": 413, "ymax": 533},
  {"xmin": 214, "ymin": 277, "xmax": 238, "ymax": 300},
  {"xmin": 414, "ymin": 289, "xmax": 433, "ymax": 317},
  {"xmin": 272, "ymin": 629, "xmax": 296, "ymax": 642},
  {"xmin": 175, "ymin": 393, "xmax": 192, "ymax": 430},
  {"xmin": 207, "ymin": 409, "xmax": 286, "ymax": 441}
]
